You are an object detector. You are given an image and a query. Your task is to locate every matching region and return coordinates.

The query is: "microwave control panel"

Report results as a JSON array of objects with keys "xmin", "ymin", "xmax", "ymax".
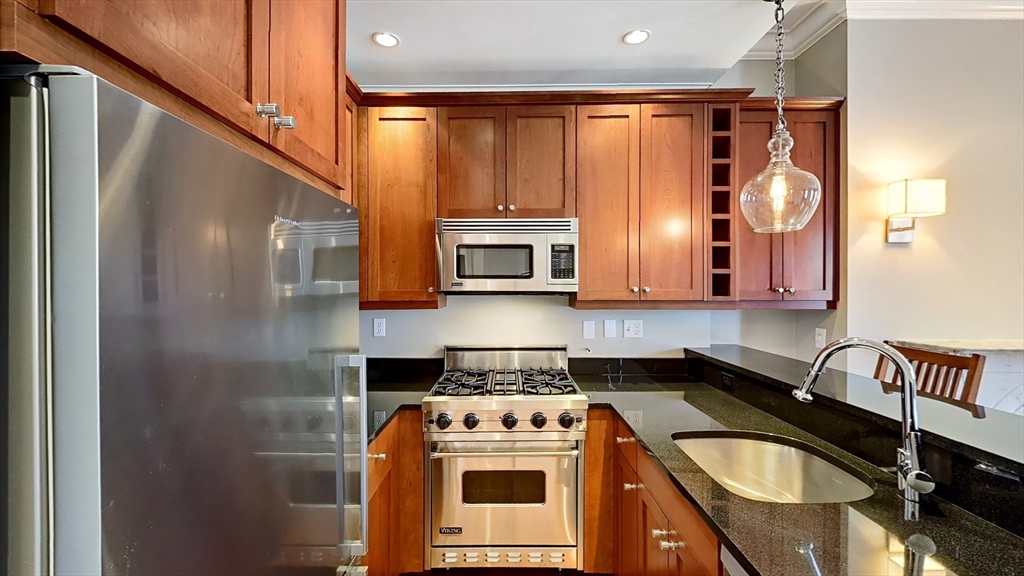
[{"xmin": 550, "ymin": 244, "xmax": 576, "ymax": 280}]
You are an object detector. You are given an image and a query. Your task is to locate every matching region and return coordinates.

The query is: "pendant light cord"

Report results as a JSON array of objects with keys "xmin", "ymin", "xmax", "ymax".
[{"xmin": 773, "ymin": 0, "xmax": 787, "ymax": 132}]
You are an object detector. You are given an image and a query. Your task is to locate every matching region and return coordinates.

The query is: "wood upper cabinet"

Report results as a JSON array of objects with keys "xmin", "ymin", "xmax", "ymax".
[
  {"xmin": 437, "ymin": 106, "xmax": 506, "ymax": 218},
  {"xmin": 342, "ymin": 93, "xmax": 356, "ymax": 205},
  {"xmin": 35, "ymin": 0, "xmax": 347, "ymax": 188},
  {"xmin": 639, "ymin": 104, "xmax": 706, "ymax": 301},
  {"xmin": 267, "ymin": 0, "xmax": 346, "ymax": 185},
  {"xmin": 577, "ymin": 105, "xmax": 641, "ymax": 301},
  {"xmin": 577, "ymin": 104, "xmax": 705, "ymax": 303},
  {"xmin": 736, "ymin": 108, "xmax": 837, "ymax": 302},
  {"xmin": 363, "ymin": 107, "xmax": 441, "ymax": 306},
  {"xmin": 506, "ymin": 105, "xmax": 576, "ymax": 218}
]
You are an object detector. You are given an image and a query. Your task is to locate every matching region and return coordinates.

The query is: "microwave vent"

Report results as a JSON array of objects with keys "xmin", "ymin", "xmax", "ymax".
[
  {"xmin": 437, "ymin": 218, "xmax": 577, "ymax": 234},
  {"xmin": 272, "ymin": 220, "xmax": 358, "ymax": 239}
]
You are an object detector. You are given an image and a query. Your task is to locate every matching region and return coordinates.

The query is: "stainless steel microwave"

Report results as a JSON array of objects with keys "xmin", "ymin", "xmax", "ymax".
[
  {"xmin": 269, "ymin": 218, "xmax": 359, "ymax": 297},
  {"xmin": 436, "ymin": 218, "xmax": 579, "ymax": 293}
]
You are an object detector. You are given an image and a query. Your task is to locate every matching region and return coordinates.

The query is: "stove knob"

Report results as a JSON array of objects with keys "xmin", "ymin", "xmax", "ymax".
[
  {"xmin": 531, "ymin": 412, "xmax": 547, "ymax": 429},
  {"xmin": 280, "ymin": 415, "xmax": 296, "ymax": 433},
  {"xmin": 463, "ymin": 413, "xmax": 480, "ymax": 430},
  {"xmin": 501, "ymin": 413, "xmax": 518, "ymax": 430},
  {"xmin": 558, "ymin": 413, "xmax": 575, "ymax": 429},
  {"xmin": 305, "ymin": 415, "xmax": 323, "ymax": 432},
  {"xmin": 436, "ymin": 413, "xmax": 453, "ymax": 430}
]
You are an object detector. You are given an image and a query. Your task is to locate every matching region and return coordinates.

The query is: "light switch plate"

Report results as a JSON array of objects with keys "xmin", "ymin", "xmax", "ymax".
[
  {"xmin": 604, "ymin": 319, "xmax": 617, "ymax": 338},
  {"xmin": 372, "ymin": 318, "xmax": 385, "ymax": 338},
  {"xmin": 624, "ymin": 320, "xmax": 643, "ymax": 338},
  {"xmin": 583, "ymin": 321, "xmax": 595, "ymax": 340},
  {"xmin": 814, "ymin": 327, "xmax": 827, "ymax": 349}
]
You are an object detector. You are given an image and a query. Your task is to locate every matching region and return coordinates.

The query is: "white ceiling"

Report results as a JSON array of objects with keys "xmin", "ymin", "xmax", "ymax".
[{"xmin": 347, "ymin": 0, "xmax": 799, "ymax": 91}]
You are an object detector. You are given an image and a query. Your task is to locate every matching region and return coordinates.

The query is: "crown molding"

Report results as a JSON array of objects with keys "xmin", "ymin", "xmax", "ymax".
[
  {"xmin": 743, "ymin": 1, "xmax": 848, "ymax": 60},
  {"xmin": 357, "ymin": 82, "xmax": 714, "ymax": 93},
  {"xmin": 845, "ymin": 0, "xmax": 1024, "ymax": 20}
]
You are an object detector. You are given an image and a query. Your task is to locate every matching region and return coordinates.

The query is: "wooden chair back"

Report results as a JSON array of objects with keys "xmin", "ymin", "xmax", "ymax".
[{"xmin": 873, "ymin": 341, "xmax": 987, "ymax": 405}]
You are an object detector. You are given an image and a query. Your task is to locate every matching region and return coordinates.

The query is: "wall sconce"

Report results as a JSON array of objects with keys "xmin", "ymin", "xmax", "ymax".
[{"xmin": 886, "ymin": 179, "xmax": 946, "ymax": 243}]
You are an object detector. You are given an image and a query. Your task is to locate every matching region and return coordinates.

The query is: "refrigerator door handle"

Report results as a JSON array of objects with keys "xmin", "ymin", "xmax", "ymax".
[{"xmin": 334, "ymin": 354, "xmax": 368, "ymax": 558}]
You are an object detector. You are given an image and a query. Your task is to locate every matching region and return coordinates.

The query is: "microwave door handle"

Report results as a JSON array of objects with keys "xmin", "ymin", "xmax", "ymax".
[{"xmin": 334, "ymin": 354, "xmax": 368, "ymax": 558}]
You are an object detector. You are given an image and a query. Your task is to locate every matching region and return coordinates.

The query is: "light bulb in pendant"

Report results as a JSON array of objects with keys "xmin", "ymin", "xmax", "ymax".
[{"xmin": 739, "ymin": 129, "xmax": 821, "ymax": 233}]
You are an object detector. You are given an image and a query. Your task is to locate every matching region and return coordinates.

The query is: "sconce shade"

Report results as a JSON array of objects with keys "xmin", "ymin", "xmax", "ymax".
[{"xmin": 888, "ymin": 179, "xmax": 947, "ymax": 218}]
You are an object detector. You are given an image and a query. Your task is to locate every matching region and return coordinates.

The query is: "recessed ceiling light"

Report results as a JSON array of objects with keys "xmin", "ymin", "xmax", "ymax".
[
  {"xmin": 622, "ymin": 29, "xmax": 651, "ymax": 45},
  {"xmin": 372, "ymin": 32, "xmax": 400, "ymax": 48}
]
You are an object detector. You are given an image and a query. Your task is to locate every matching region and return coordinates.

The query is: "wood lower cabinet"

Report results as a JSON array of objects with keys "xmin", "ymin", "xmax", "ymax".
[
  {"xmin": 31, "ymin": 0, "xmax": 347, "ymax": 187},
  {"xmin": 736, "ymin": 107, "xmax": 838, "ymax": 303},
  {"xmin": 360, "ymin": 107, "xmax": 443, "ymax": 309},
  {"xmin": 360, "ymin": 408, "xmax": 424, "ymax": 576},
  {"xmin": 615, "ymin": 451, "xmax": 641, "ymax": 576},
  {"xmin": 639, "ymin": 486, "xmax": 675, "ymax": 576},
  {"xmin": 576, "ymin": 104, "xmax": 705, "ymax": 305},
  {"xmin": 506, "ymin": 105, "xmax": 576, "ymax": 218}
]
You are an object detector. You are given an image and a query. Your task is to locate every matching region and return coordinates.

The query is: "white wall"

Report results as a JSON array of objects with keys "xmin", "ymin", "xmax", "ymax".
[
  {"xmin": 843, "ymin": 19, "xmax": 1024, "ymax": 375},
  {"xmin": 712, "ymin": 59, "xmax": 796, "ymax": 96}
]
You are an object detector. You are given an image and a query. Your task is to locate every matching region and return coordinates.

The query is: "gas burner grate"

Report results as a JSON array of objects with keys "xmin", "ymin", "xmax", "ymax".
[
  {"xmin": 521, "ymin": 369, "xmax": 577, "ymax": 395},
  {"xmin": 490, "ymin": 367, "xmax": 522, "ymax": 396},
  {"xmin": 433, "ymin": 370, "xmax": 489, "ymax": 396}
]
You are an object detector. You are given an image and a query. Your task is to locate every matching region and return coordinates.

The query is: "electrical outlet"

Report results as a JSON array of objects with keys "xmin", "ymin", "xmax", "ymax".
[
  {"xmin": 814, "ymin": 327, "xmax": 827, "ymax": 349},
  {"xmin": 623, "ymin": 320, "xmax": 643, "ymax": 338},
  {"xmin": 583, "ymin": 320, "xmax": 595, "ymax": 340},
  {"xmin": 373, "ymin": 410, "xmax": 386, "ymax": 430},
  {"xmin": 373, "ymin": 318, "xmax": 385, "ymax": 338},
  {"xmin": 604, "ymin": 319, "xmax": 617, "ymax": 338},
  {"xmin": 721, "ymin": 373, "xmax": 735, "ymax": 391},
  {"xmin": 624, "ymin": 410, "xmax": 642, "ymax": 429}
]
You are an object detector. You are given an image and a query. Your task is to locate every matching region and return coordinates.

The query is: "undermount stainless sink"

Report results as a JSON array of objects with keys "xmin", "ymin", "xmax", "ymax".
[{"xmin": 673, "ymin": 431, "xmax": 875, "ymax": 504}]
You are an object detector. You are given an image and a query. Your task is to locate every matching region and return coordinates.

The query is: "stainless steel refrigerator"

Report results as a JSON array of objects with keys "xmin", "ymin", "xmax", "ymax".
[{"xmin": 2, "ymin": 66, "xmax": 368, "ymax": 575}]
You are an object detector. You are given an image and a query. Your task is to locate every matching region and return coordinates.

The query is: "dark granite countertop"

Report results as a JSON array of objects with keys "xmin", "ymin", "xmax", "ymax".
[
  {"xmin": 579, "ymin": 380, "xmax": 1024, "ymax": 576},
  {"xmin": 369, "ymin": 374, "xmax": 1024, "ymax": 575},
  {"xmin": 686, "ymin": 346, "xmax": 1024, "ymax": 467}
]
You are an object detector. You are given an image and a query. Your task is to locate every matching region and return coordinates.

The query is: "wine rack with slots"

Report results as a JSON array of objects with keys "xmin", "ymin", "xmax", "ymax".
[{"xmin": 708, "ymin": 105, "xmax": 737, "ymax": 300}]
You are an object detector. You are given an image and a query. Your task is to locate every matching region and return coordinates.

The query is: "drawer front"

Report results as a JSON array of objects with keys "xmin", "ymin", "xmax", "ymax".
[
  {"xmin": 614, "ymin": 415, "xmax": 638, "ymax": 469},
  {"xmin": 637, "ymin": 447, "xmax": 719, "ymax": 576}
]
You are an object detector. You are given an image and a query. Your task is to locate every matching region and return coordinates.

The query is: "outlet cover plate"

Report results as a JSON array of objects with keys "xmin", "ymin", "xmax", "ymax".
[
  {"xmin": 814, "ymin": 327, "xmax": 827, "ymax": 349},
  {"xmin": 373, "ymin": 318, "xmax": 385, "ymax": 338},
  {"xmin": 624, "ymin": 320, "xmax": 643, "ymax": 338},
  {"xmin": 623, "ymin": 410, "xmax": 642, "ymax": 429}
]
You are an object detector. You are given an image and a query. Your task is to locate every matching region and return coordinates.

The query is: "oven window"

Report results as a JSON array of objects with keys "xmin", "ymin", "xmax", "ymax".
[
  {"xmin": 272, "ymin": 248, "xmax": 302, "ymax": 285},
  {"xmin": 462, "ymin": 470, "xmax": 546, "ymax": 505},
  {"xmin": 455, "ymin": 245, "xmax": 533, "ymax": 279},
  {"xmin": 287, "ymin": 470, "xmax": 336, "ymax": 505}
]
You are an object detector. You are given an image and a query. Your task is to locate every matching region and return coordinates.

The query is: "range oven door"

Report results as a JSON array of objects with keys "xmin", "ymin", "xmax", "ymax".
[{"xmin": 429, "ymin": 441, "xmax": 578, "ymax": 547}]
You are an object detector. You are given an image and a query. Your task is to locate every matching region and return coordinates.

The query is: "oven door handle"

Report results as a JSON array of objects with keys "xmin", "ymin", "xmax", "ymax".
[
  {"xmin": 335, "ymin": 354, "xmax": 368, "ymax": 558},
  {"xmin": 430, "ymin": 450, "xmax": 579, "ymax": 459}
]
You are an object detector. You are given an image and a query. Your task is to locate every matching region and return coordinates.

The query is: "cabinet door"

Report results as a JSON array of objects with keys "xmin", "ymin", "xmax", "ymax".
[
  {"xmin": 781, "ymin": 110, "xmax": 837, "ymax": 301},
  {"xmin": 639, "ymin": 488, "xmax": 673, "ymax": 576},
  {"xmin": 438, "ymin": 106, "xmax": 506, "ymax": 218},
  {"xmin": 342, "ymin": 93, "xmax": 356, "ymax": 204},
  {"xmin": 366, "ymin": 107, "xmax": 439, "ymax": 303},
  {"xmin": 639, "ymin": 103, "xmax": 706, "ymax": 301},
  {"xmin": 268, "ymin": 0, "xmax": 346, "ymax": 185},
  {"xmin": 735, "ymin": 110, "xmax": 783, "ymax": 301},
  {"xmin": 364, "ymin": 466, "xmax": 392, "ymax": 575},
  {"xmin": 37, "ymin": 0, "xmax": 270, "ymax": 140},
  {"xmin": 506, "ymin": 105, "xmax": 576, "ymax": 218},
  {"xmin": 576, "ymin": 105, "xmax": 641, "ymax": 301},
  {"xmin": 615, "ymin": 452, "xmax": 640, "ymax": 576}
]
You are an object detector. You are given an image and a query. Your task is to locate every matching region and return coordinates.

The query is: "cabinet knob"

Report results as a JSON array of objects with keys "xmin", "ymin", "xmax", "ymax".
[
  {"xmin": 651, "ymin": 529, "xmax": 675, "ymax": 539},
  {"xmin": 784, "ymin": 287, "xmax": 796, "ymax": 294},
  {"xmin": 508, "ymin": 205, "xmax": 516, "ymax": 211},
  {"xmin": 659, "ymin": 541, "xmax": 684, "ymax": 551},
  {"xmin": 623, "ymin": 483, "xmax": 643, "ymax": 491},
  {"xmin": 643, "ymin": 287, "xmax": 651, "ymax": 293},
  {"xmin": 773, "ymin": 287, "xmax": 786, "ymax": 293},
  {"xmin": 256, "ymin": 103, "xmax": 280, "ymax": 117},
  {"xmin": 427, "ymin": 287, "xmax": 435, "ymax": 293},
  {"xmin": 497, "ymin": 204, "xmax": 504, "ymax": 212},
  {"xmin": 274, "ymin": 116, "xmax": 297, "ymax": 129},
  {"xmin": 615, "ymin": 436, "xmax": 636, "ymax": 444},
  {"xmin": 368, "ymin": 453, "xmax": 386, "ymax": 461},
  {"xmin": 631, "ymin": 286, "xmax": 639, "ymax": 293}
]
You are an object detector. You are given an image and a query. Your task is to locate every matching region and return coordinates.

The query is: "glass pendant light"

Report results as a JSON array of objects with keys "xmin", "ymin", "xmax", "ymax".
[{"xmin": 739, "ymin": 0, "xmax": 822, "ymax": 233}]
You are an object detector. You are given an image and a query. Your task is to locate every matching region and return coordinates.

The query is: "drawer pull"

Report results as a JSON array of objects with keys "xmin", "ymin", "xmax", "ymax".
[
  {"xmin": 256, "ymin": 103, "xmax": 280, "ymax": 117},
  {"xmin": 274, "ymin": 116, "xmax": 297, "ymax": 129},
  {"xmin": 623, "ymin": 483, "xmax": 643, "ymax": 491},
  {"xmin": 615, "ymin": 437, "xmax": 636, "ymax": 444},
  {"xmin": 659, "ymin": 541, "xmax": 684, "ymax": 551},
  {"xmin": 368, "ymin": 453, "xmax": 386, "ymax": 461}
]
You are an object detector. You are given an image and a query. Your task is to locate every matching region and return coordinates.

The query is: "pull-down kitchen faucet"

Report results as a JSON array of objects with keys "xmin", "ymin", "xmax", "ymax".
[{"xmin": 792, "ymin": 337, "xmax": 936, "ymax": 521}]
